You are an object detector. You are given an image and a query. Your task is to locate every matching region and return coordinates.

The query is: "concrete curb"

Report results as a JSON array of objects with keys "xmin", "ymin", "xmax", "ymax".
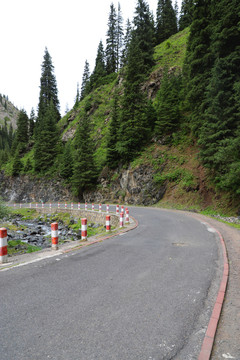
[{"xmin": 198, "ymin": 223, "xmax": 229, "ymax": 360}]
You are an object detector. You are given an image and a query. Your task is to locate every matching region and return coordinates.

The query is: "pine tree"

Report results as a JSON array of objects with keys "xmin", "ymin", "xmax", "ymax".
[
  {"xmin": 89, "ymin": 41, "xmax": 106, "ymax": 90},
  {"xmin": 29, "ymin": 108, "xmax": 35, "ymax": 138},
  {"xmin": 71, "ymin": 112, "xmax": 96, "ymax": 196},
  {"xmin": 184, "ymin": 0, "xmax": 214, "ymax": 135},
  {"xmin": 106, "ymin": 3, "xmax": 118, "ymax": 74},
  {"xmin": 121, "ymin": 19, "xmax": 132, "ymax": 67},
  {"xmin": 34, "ymin": 100, "xmax": 60, "ymax": 172},
  {"xmin": 154, "ymin": 69, "xmax": 182, "ymax": 138},
  {"xmin": 156, "ymin": 0, "xmax": 178, "ymax": 45},
  {"xmin": 116, "ymin": 3, "xmax": 124, "ymax": 71},
  {"xmin": 36, "ymin": 47, "xmax": 61, "ymax": 135},
  {"xmin": 133, "ymin": 0, "xmax": 155, "ymax": 73},
  {"xmin": 12, "ymin": 146, "xmax": 22, "ymax": 176},
  {"xmin": 15, "ymin": 109, "xmax": 29, "ymax": 151},
  {"xmin": 117, "ymin": 34, "xmax": 151, "ymax": 162},
  {"xmin": 179, "ymin": 0, "xmax": 194, "ymax": 31},
  {"xmin": 74, "ymin": 83, "xmax": 80, "ymax": 109},
  {"xmin": 198, "ymin": 0, "xmax": 240, "ymax": 192},
  {"xmin": 60, "ymin": 142, "xmax": 73, "ymax": 179},
  {"xmin": 80, "ymin": 60, "xmax": 91, "ymax": 100},
  {"xmin": 106, "ymin": 91, "xmax": 120, "ymax": 169}
]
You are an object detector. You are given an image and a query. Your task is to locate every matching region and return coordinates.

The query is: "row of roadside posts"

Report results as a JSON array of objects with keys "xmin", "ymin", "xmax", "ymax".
[{"xmin": 0, "ymin": 204, "xmax": 130, "ymax": 264}]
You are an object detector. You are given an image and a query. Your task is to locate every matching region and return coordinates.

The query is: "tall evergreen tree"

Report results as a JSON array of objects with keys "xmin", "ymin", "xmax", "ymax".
[
  {"xmin": 116, "ymin": 3, "xmax": 124, "ymax": 71},
  {"xmin": 34, "ymin": 100, "xmax": 60, "ymax": 172},
  {"xmin": 36, "ymin": 47, "xmax": 61, "ymax": 136},
  {"xmin": 71, "ymin": 112, "xmax": 96, "ymax": 196},
  {"xmin": 133, "ymin": 0, "xmax": 155, "ymax": 73},
  {"xmin": 121, "ymin": 19, "xmax": 132, "ymax": 67},
  {"xmin": 198, "ymin": 0, "xmax": 240, "ymax": 192},
  {"xmin": 106, "ymin": 3, "xmax": 118, "ymax": 74},
  {"xmin": 74, "ymin": 82, "xmax": 80, "ymax": 109},
  {"xmin": 29, "ymin": 108, "xmax": 35, "ymax": 138},
  {"xmin": 156, "ymin": 0, "xmax": 178, "ymax": 45},
  {"xmin": 60, "ymin": 142, "xmax": 73, "ymax": 179},
  {"xmin": 80, "ymin": 60, "xmax": 91, "ymax": 100},
  {"xmin": 106, "ymin": 91, "xmax": 120, "ymax": 169},
  {"xmin": 15, "ymin": 109, "xmax": 29, "ymax": 150},
  {"xmin": 184, "ymin": 0, "xmax": 214, "ymax": 135},
  {"xmin": 179, "ymin": 0, "xmax": 194, "ymax": 31},
  {"xmin": 89, "ymin": 41, "xmax": 106, "ymax": 89}
]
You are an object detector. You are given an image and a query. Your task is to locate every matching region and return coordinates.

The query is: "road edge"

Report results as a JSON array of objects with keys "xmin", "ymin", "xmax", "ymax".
[{"xmin": 198, "ymin": 223, "xmax": 229, "ymax": 360}]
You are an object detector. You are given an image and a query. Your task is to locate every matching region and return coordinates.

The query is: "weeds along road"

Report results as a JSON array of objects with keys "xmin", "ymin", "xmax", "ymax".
[{"xmin": 0, "ymin": 207, "xmax": 222, "ymax": 360}]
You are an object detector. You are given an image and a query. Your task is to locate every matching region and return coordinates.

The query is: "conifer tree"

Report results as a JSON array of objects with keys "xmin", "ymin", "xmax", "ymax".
[
  {"xmin": 15, "ymin": 109, "xmax": 29, "ymax": 151},
  {"xmin": 184, "ymin": 0, "xmax": 213, "ymax": 135},
  {"xmin": 133, "ymin": 0, "xmax": 155, "ymax": 73},
  {"xmin": 116, "ymin": 3, "xmax": 124, "ymax": 71},
  {"xmin": 156, "ymin": 0, "xmax": 178, "ymax": 45},
  {"xmin": 179, "ymin": 0, "xmax": 194, "ymax": 31},
  {"xmin": 34, "ymin": 100, "xmax": 60, "ymax": 172},
  {"xmin": 74, "ymin": 83, "xmax": 80, "ymax": 109},
  {"xmin": 121, "ymin": 19, "xmax": 132, "ymax": 67},
  {"xmin": 80, "ymin": 60, "xmax": 91, "ymax": 100},
  {"xmin": 71, "ymin": 112, "xmax": 96, "ymax": 196},
  {"xmin": 106, "ymin": 91, "xmax": 120, "ymax": 169},
  {"xmin": 60, "ymin": 142, "xmax": 73, "ymax": 179},
  {"xmin": 12, "ymin": 146, "xmax": 22, "ymax": 176},
  {"xmin": 29, "ymin": 108, "xmax": 35, "ymax": 138},
  {"xmin": 89, "ymin": 41, "xmax": 106, "ymax": 90},
  {"xmin": 36, "ymin": 47, "xmax": 61, "ymax": 137},
  {"xmin": 106, "ymin": 3, "xmax": 118, "ymax": 74}
]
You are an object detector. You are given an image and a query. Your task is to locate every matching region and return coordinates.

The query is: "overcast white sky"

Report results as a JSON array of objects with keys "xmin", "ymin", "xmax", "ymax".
[{"xmin": 0, "ymin": 0, "xmax": 182, "ymax": 116}]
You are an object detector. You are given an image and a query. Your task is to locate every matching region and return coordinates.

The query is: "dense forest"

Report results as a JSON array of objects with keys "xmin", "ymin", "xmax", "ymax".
[{"xmin": 1, "ymin": 0, "xmax": 240, "ymax": 204}]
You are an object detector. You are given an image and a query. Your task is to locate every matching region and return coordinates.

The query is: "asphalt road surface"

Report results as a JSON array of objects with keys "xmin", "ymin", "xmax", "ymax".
[{"xmin": 0, "ymin": 207, "xmax": 222, "ymax": 360}]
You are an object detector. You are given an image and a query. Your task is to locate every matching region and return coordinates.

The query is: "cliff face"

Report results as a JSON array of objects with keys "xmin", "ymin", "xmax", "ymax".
[{"xmin": 0, "ymin": 164, "xmax": 166, "ymax": 206}]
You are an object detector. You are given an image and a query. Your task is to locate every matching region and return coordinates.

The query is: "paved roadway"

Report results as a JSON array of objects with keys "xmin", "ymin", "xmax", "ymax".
[{"xmin": 0, "ymin": 206, "xmax": 222, "ymax": 359}]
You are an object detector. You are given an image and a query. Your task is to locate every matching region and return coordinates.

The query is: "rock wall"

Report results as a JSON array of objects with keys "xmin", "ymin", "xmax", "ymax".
[{"xmin": 0, "ymin": 164, "xmax": 166, "ymax": 206}]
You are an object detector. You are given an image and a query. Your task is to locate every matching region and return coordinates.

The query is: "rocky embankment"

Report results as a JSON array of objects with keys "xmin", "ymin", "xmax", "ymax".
[{"xmin": 0, "ymin": 164, "xmax": 166, "ymax": 205}]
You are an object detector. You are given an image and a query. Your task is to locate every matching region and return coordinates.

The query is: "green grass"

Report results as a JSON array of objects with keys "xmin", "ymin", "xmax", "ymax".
[
  {"xmin": 153, "ymin": 27, "xmax": 190, "ymax": 70},
  {"xmin": 7, "ymin": 240, "xmax": 41, "ymax": 256}
]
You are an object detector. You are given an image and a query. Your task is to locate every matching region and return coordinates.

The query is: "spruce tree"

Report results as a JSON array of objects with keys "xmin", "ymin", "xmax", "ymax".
[
  {"xmin": 133, "ymin": 0, "xmax": 155, "ymax": 73},
  {"xmin": 106, "ymin": 91, "xmax": 120, "ymax": 169},
  {"xmin": 121, "ymin": 19, "xmax": 132, "ymax": 67},
  {"xmin": 60, "ymin": 142, "xmax": 73, "ymax": 179},
  {"xmin": 36, "ymin": 47, "xmax": 61, "ymax": 136},
  {"xmin": 106, "ymin": 3, "xmax": 118, "ymax": 74},
  {"xmin": 34, "ymin": 100, "xmax": 60, "ymax": 172},
  {"xmin": 156, "ymin": 0, "xmax": 178, "ymax": 45},
  {"xmin": 12, "ymin": 146, "xmax": 22, "ymax": 176},
  {"xmin": 179, "ymin": 0, "xmax": 194, "ymax": 31},
  {"xmin": 29, "ymin": 108, "xmax": 35, "ymax": 138},
  {"xmin": 15, "ymin": 109, "xmax": 29, "ymax": 151},
  {"xmin": 80, "ymin": 60, "xmax": 91, "ymax": 100},
  {"xmin": 89, "ymin": 41, "xmax": 106, "ymax": 90},
  {"xmin": 71, "ymin": 112, "xmax": 96, "ymax": 196}
]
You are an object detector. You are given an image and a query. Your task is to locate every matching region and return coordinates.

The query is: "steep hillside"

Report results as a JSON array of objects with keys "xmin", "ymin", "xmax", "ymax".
[{"xmin": 0, "ymin": 94, "xmax": 19, "ymax": 130}]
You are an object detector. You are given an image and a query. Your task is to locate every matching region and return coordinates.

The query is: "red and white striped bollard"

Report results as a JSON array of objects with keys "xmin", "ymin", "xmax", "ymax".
[
  {"xmin": 85, "ymin": 202, "xmax": 87, "ymax": 211},
  {"xmin": 106, "ymin": 215, "xmax": 111, "ymax": 232},
  {"xmin": 51, "ymin": 222, "xmax": 58, "ymax": 250},
  {"xmin": 92, "ymin": 203, "xmax": 94, "ymax": 211},
  {"xmin": 125, "ymin": 209, "xmax": 130, "ymax": 224},
  {"xmin": 116, "ymin": 204, "xmax": 119, "ymax": 215},
  {"xmin": 78, "ymin": 202, "xmax": 81, "ymax": 210},
  {"xmin": 0, "ymin": 228, "xmax": 8, "ymax": 263},
  {"xmin": 120, "ymin": 212, "xmax": 124, "ymax": 228},
  {"xmin": 106, "ymin": 204, "xmax": 109, "ymax": 213},
  {"xmin": 81, "ymin": 218, "xmax": 87, "ymax": 240},
  {"xmin": 99, "ymin": 203, "xmax": 102, "ymax": 212}
]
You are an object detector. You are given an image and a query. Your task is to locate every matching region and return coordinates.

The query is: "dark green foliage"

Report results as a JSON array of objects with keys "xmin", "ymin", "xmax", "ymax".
[
  {"xmin": 106, "ymin": 3, "xmax": 118, "ymax": 74},
  {"xmin": 34, "ymin": 100, "xmax": 60, "ymax": 172},
  {"xmin": 117, "ymin": 35, "xmax": 151, "ymax": 162},
  {"xmin": 60, "ymin": 142, "xmax": 73, "ymax": 179},
  {"xmin": 156, "ymin": 0, "xmax": 178, "ymax": 45},
  {"xmin": 12, "ymin": 147, "xmax": 22, "ymax": 176},
  {"xmin": 24, "ymin": 158, "xmax": 33, "ymax": 172},
  {"xmin": 184, "ymin": 0, "xmax": 214, "ymax": 135},
  {"xmin": 89, "ymin": 41, "xmax": 107, "ymax": 90},
  {"xmin": 71, "ymin": 112, "xmax": 97, "ymax": 196},
  {"xmin": 116, "ymin": 3, "xmax": 124, "ymax": 71},
  {"xmin": 74, "ymin": 83, "xmax": 80, "ymax": 109},
  {"xmin": 36, "ymin": 47, "xmax": 61, "ymax": 134},
  {"xmin": 29, "ymin": 108, "xmax": 35, "ymax": 138},
  {"xmin": 155, "ymin": 69, "xmax": 182, "ymax": 138},
  {"xmin": 121, "ymin": 19, "xmax": 132, "ymax": 67},
  {"xmin": 133, "ymin": 0, "xmax": 155, "ymax": 73},
  {"xmin": 106, "ymin": 92, "xmax": 120, "ymax": 169},
  {"xmin": 80, "ymin": 60, "xmax": 91, "ymax": 100},
  {"xmin": 15, "ymin": 109, "xmax": 29, "ymax": 148},
  {"xmin": 179, "ymin": 0, "xmax": 194, "ymax": 31},
  {"xmin": 197, "ymin": 0, "xmax": 240, "ymax": 192}
]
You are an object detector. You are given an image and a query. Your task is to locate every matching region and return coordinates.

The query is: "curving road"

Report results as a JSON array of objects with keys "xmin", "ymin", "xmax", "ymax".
[{"xmin": 0, "ymin": 206, "xmax": 222, "ymax": 359}]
